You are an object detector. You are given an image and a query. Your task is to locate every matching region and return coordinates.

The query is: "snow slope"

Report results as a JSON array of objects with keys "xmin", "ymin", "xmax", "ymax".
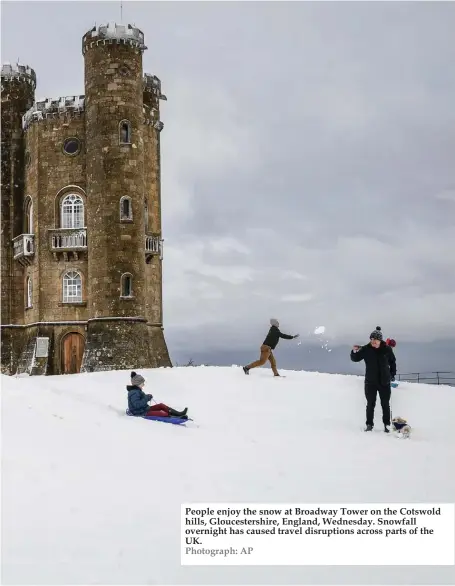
[{"xmin": 2, "ymin": 366, "xmax": 454, "ymax": 585}]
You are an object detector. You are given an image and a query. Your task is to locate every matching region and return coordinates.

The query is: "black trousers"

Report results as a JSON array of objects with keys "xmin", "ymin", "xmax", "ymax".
[{"xmin": 365, "ymin": 383, "xmax": 391, "ymax": 426}]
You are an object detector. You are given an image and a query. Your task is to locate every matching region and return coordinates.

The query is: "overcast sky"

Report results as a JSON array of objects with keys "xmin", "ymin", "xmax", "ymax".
[{"xmin": 2, "ymin": 1, "xmax": 455, "ymax": 373}]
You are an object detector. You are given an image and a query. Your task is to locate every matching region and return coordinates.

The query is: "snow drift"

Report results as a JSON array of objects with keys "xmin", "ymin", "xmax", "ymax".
[{"xmin": 2, "ymin": 366, "xmax": 454, "ymax": 585}]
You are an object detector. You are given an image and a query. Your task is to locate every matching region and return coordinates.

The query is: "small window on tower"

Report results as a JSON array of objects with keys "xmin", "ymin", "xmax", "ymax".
[
  {"xmin": 26, "ymin": 276, "xmax": 32, "ymax": 309},
  {"xmin": 120, "ymin": 196, "xmax": 133, "ymax": 221},
  {"xmin": 63, "ymin": 137, "xmax": 81, "ymax": 156},
  {"xmin": 25, "ymin": 150, "xmax": 31, "ymax": 167},
  {"xmin": 119, "ymin": 120, "xmax": 132, "ymax": 144},
  {"xmin": 120, "ymin": 273, "xmax": 133, "ymax": 298}
]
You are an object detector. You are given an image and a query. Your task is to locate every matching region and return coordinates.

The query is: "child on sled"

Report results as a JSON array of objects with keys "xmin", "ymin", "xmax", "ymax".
[{"xmin": 127, "ymin": 372, "xmax": 188, "ymax": 419}]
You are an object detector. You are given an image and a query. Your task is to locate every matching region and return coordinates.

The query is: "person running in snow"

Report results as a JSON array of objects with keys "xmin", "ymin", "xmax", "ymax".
[
  {"xmin": 350, "ymin": 326, "xmax": 396, "ymax": 432},
  {"xmin": 127, "ymin": 372, "xmax": 188, "ymax": 418},
  {"xmin": 243, "ymin": 318, "xmax": 299, "ymax": 377}
]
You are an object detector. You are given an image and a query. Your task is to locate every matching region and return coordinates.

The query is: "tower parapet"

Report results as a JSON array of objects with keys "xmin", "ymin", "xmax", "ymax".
[
  {"xmin": 143, "ymin": 74, "xmax": 167, "ymax": 101},
  {"xmin": 143, "ymin": 74, "xmax": 166, "ymax": 128},
  {"xmin": 82, "ymin": 22, "xmax": 147, "ymax": 54},
  {"xmin": 22, "ymin": 95, "xmax": 85, "ymax": 130},
  {"xmin": 1, "ymin": 63, "xmax": 36, "ymax": 89}
]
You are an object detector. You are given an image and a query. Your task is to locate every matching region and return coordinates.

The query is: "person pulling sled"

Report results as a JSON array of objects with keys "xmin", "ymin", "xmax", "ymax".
[
  {"xmin": 127, "ymin": 372, "xmax": 188, "ymax": 419},
  {"xmin": 350, "ymin": 326, "xmax": 396, "ymax": 433},
  {"xmin": 243, "ymin": 318, "xmax": 299, "ymax": 377}
]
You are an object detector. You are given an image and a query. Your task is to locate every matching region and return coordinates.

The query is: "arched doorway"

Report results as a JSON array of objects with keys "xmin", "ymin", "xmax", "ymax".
[{"xmin": 61, "ymin": 332, "xmax": 85, "ymax": 374}]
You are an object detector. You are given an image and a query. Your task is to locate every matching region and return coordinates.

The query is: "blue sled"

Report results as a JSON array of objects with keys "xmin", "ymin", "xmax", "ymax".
[
  {"xmin": 391, "ymin": 382, "xmax": 399, "ymax": 388},
  {"xmin": 125, "ymin": 409, "xmax": 188, "ymax": 425}
]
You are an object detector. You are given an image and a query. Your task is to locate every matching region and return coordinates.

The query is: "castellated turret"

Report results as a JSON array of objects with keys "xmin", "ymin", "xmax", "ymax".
[{"xmin": 0, "ymin": 23, "xmax": 171, "ymax": 375}]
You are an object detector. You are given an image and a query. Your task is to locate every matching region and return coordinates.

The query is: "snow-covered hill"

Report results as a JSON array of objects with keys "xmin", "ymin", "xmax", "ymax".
[{"xmin": 2, "ymin": 366, "xmax": 454, "ymax": 585}]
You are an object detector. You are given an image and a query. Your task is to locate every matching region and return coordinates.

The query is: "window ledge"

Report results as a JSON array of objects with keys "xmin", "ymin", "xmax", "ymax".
[
  {"xmin": 59, "ymin": 302, "xmax": 87, "ymax": 307},
  {"xmin": 120, "ymin": 218, "xmax": 134, "ymax": 223},
  {"xmin": 25, "ymin": 305, "xmax": 33, "ymax": 310},
  {"xmin": 120, "ymin": 296, "xmax": 135, "ymax": 300}
]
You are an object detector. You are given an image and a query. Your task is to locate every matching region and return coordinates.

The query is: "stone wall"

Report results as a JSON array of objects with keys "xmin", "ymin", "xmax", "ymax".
[
  {"xmin": 26, "ymin": 116, "xmax": 88, "ymax": 323},
  {"xmin": 1, "ymin": 73, "xmax": 35, "ymax": 326}
]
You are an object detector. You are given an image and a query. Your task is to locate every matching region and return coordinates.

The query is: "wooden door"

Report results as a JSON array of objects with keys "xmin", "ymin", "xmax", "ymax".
[{"xmin": 61, "ymin": 333, "xmax": 84, "ymax": 374}]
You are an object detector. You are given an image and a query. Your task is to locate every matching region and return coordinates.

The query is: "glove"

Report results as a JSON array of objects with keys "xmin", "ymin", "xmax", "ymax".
[
  {"xmin": 391, "ymin": 377, "xmax": 395, "ymax": 382},
  {"xmin": 146, "ymin": 394, "xmax": 153, "ymax": 401},
  {"xmin": 294, "ymin": 334, "xmax": 300, "ymax": 339}
]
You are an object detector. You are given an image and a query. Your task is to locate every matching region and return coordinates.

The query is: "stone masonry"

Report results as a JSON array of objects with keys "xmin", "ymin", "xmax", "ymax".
[{"xmin": 0, "ymin": 23, "xmax": 172, "ymax": 375}]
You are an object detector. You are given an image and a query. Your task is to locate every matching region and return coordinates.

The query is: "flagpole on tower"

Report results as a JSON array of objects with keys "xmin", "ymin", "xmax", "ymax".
[{"xmin": 120, "ymin": 1, "xmax": 123, "ymax": 21}]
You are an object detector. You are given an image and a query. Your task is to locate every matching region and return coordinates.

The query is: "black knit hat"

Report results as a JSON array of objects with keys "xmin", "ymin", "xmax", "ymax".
[{"xmin": 370, "ymin": 326, "xmax": 383, "ymax": 341}]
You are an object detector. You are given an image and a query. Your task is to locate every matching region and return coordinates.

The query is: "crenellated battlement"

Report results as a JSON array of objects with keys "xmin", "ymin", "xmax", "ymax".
[
  {"xmin": 143, "ymin": 74, "xmax": 167, "ymax": 101},
  {"xmin": 1, "ymin": 62, "xmax": 36, "ymax": 89},
  {"xmin": 82, "ymin": 22, "xmax": 147, "ymax": 54},
  {"xmin": 22, "ymin": 95, "xmax": 85, "ymax": 130}
]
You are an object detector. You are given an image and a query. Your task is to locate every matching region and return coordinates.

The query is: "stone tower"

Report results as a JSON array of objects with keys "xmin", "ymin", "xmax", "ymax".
[
  {"xmin": 1, "ymin": 64, "xmax": 36, "ymax": 370},
  {"xmin": 0, "ymin": 23, "xmax": 172, "ymax": 376}
]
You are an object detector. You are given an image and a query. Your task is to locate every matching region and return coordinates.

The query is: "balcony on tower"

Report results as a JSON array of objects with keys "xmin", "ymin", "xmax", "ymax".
[
  {"xmin": 49, "ymin": 228, "xmax": 87, "ymax": 261},
  {"xmin": 12, "ymin": 234, "xmax": 35, "ymax": 266},
  {"xmin": 145, "ymin": 234, "xmax": 163, "ymax": 263}
]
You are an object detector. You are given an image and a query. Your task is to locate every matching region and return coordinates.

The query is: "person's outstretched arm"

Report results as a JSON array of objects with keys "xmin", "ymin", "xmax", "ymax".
[
  {"xmin": 279, "ymin": 329, "xmax": 299, "ymax": 340},
  {"xmin": 350, "ymin": 345, "xmax": 366, "ymax": 362}
]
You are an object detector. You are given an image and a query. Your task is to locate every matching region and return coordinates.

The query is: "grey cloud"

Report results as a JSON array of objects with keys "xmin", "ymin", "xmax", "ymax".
[{"xmin": 2, "ymin": 1, "xmax": 455, "ymax": 368}]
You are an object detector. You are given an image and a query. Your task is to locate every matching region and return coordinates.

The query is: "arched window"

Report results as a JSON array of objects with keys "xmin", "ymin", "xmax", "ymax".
[
  {"xmin": 120, "ymin": 273, "xmax": 133, "ymax": 298},
  {"xmin": 144, "ymin": 200, "xmax": 149, "ymax": 232},
  {"xmin": 26, "ymin": 276, "xmax": 32, "ymax": 308},
  {"xmin": 119, "ymin": 120, "xmax": 131, "ymax": 144},
  {"xmin": 61, "ymin": 194, "xmax": 84, "ymax": 229},
  {"xmin": 63, "ymin": 270, "xmax": 82, "ymax": 303},
  {"xmin": 120, "ymin": 196, "xmax": 133, "ymax": 221},
  {"xmin": 24, "ymin": 197, "xmax": 33, "ymax": 234}
]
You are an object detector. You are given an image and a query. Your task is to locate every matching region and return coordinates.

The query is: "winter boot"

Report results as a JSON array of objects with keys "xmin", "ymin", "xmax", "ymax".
[
  {"xmin": 364, "ymin": 424, "xmax": 373, "ymax": 432},
  {"xmin": 384, "ymin": 425, "xmax": 390, "ymax": 433},
  {"xmin": 169, "ymin": 407, "xmax": 188, "ymax": 418},
  {"xmin": 242, "ymin": 366, "xmax": 250, "ymax": 375}
]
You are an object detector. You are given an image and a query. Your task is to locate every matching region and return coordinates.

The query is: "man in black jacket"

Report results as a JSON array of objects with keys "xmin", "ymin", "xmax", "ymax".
[
  {"xmin": 350, "ymin": 326, "xmax": 397, "ymax": 432},
  {"xmin": 243, "ymin": 318, "xmax": 299, "ymax": 377}
]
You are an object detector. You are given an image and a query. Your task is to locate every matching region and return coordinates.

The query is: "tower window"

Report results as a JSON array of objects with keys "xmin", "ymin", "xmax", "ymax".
[
  {"xmin": 63, "ymin": 270, "xmax": 82, "ymax": 303},
  {"xmin": 120, "ymin": 273, "xmax": 133, "ymax": 298},
  {"xmin": 25, "ymin": 150, "xmax": 31, "ymax": 167},
  {"xmin": 120, "ymin": 196, "xmax": 133, "ymax": 221},
  {"xmin": 63, "ymin": 137, "xmax": 81, "ymax": 156},
  {"xmin": 119, "ymin": 120, "xmax": 132, "ymax": 144},
  {"xmin": 24, "ymin": 197, "xmax": 33, "ymax": 234},
  {"xmin": 26, "ymin": 276, "xmax": 32, "ymax": 308},
  {"xmin": 61, "ymin": 194, "xmax": 84, "ymax": 229},
  {"xmin": 144, "ymin": 200, "xmax": 149, "ymax": 232}
]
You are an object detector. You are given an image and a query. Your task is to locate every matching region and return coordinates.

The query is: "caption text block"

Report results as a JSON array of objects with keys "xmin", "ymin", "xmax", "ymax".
[{"xmin": 181, "ymin": 503, "xmax": 454, "ymax": 565}]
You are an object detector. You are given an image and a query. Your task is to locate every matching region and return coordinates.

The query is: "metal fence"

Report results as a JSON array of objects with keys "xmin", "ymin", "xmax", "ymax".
[{"xmin": 396, "ymin": 371, "xmax": 455, "ymax": 386}]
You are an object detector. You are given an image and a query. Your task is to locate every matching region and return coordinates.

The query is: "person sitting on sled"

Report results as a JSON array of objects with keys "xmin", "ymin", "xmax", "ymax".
[{"xmin": 127, "ymin": 372, "xmax": 188, "ymax": 418}]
